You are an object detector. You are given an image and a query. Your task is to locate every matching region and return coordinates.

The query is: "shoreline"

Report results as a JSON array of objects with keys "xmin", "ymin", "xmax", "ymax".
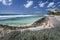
[
  {"xmin": 0, "ymin": 15, "xmax": 59, "ymax": 38},
  {"xmin": 1, "ymin": 15, "xmax": 60, "ymax": 31},
  {"xmin": 0, "ymin": 17, "xmax": 50, "ymax": 30}
]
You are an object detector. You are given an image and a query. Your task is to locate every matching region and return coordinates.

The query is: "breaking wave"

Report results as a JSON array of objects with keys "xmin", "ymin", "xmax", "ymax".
[{"xmin": 0, "ymin": 15, "xmax": 36, "ymax": 20}]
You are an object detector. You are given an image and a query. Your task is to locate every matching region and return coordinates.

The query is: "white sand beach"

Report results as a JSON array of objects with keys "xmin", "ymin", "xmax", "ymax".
[
  {"xmin": 49, "ymin": 16, "xmax": 60, "ymax": 27},
  {"xmin": 20, "ymin": 21, "xmax": 51, "ymax": 31},
  {"xmin": 0, "ymin": 15, "xmax": 60, "ymax": 38},
  {"xmin": 0, "ymin": 15, "xmax": 60, "ymax": 35},
  {"xmin": 55, "ymin": 16, "xmax": 60, "ymax": 21}
]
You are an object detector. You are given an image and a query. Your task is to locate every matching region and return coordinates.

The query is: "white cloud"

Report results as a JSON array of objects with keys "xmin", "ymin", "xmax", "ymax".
[
  {"xmin": 39, "ymin": 3, "xmax": 45, "ymax": 7},
  {"xmin": 39, "ymin": 1, "xmax": 48, "ymax": 7},
  {"xmin": 0, "ymin": 0, "xmax": 12, "ymax": 6},
  {"xmin": 47, "ymin": 2, "xmax": 54, "ymax": 8},
  {"xmin": 46, "ymin": 8, "xmax": 58, "ymax": 13},
  {"xmin": 0, "ymin": 0, "xmax": 2, "ymax": 2},
  {"xmin": 56, "ymin": 2, "xmax": 60, "ymax": 5},
  {"xmin": 2, "ymin": 0, "xmax": 12, "ymax": 6},
  {"xmin": 0, "ymin": 11, "xmax": 18, "ymax": 14},
  {"xmin": 52, "ymin": 5, "xmax": 55, "ymax": 7},
  {"xmin": 33, "ymin": 6, "xmax": 38, "ymax": 8},
  {"xmin": 24, "ymin": 1, "xmax": 33, "ymax": 8}
]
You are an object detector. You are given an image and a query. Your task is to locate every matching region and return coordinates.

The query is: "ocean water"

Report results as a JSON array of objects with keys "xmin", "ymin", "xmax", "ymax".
[{"xmin": 0, "ymin": 14, "xmax": 45, "ymax": 27}]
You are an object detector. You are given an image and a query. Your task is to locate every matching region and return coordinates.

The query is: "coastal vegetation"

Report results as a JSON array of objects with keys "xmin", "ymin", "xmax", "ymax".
[
  {"xmin": 48, "ymin": 9, "xmax": 60, "ymax": 15},
  {"xmin": 0, "ymin": 10, "xmax": 60, "ymax": 40},
  {"xmin": 2, "ymin": 26, "xmax": 60, "ymax": 40}
]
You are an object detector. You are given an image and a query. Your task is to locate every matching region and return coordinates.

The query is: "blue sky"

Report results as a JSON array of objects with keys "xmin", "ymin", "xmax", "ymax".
[{"xmin": 0, "ymin": 0, "xmax": 60, "ymax": 15}]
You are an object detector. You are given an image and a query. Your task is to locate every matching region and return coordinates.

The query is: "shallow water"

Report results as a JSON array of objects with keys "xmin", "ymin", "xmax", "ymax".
[{"xmin": 0, "ymin": 15, "xmax": 45, "ymax": 27}]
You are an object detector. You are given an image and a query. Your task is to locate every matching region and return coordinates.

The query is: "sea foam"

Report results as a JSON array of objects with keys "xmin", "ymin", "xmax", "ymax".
[{"xmin": 0, "ymin": 15, "xmax": 36, "ymax": 20}]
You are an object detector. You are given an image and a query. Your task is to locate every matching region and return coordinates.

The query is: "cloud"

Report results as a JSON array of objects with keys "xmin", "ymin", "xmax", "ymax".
[
  {"xmin": 2, "ymin": 0, "xmax": 12, "ymax": 6},
  {"xmin": 46, "ymin": 8, "xmax": 58, "ymax": 13},
  {"xmin": 57, "ymin": 2, "xmax": 60, "ymax": 4},
  {"xmin": 0, "ymin": 0, "xmax": 12, "ymax": 6},
  {"xmin": 0, "ymin": 0, "xmax": 2, "ymax": 2},
  {"xmin": 47, "ymin": 2, "xmax": 55, "ymax": 8},
  {"xmin": 0, "ymin": 11, "xmax": 18, "ymax": 14},
  {"xmin": 24, "ymin": 1, "xmax": 33, "ymax": 8},
  {"xmin": 33, "ymin": 6, "xmax": 38, "ymax": 8},
  {"xmin": 39, "ymin": 1, "xmax": 48, "ymax": 7},
  {"xmin": 39, "ymin": 2, "xmax": 45, "ymax": 7}
]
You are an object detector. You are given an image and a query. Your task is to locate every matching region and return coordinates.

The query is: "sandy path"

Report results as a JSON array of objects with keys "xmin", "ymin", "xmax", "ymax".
[{"xmin": 49, "ymin": 16, "xmax": 60, "ymax": 27}]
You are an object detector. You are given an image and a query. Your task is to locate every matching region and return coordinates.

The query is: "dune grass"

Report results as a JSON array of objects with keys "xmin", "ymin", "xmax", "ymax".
[{"xmin": 1, "ymin": 26, "xmax": 60, "ymax": 40}]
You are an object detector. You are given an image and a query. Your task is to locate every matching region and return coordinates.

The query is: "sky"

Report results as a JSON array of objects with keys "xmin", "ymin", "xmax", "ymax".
[{"xmin": 0, "ymin": 0, "xmax": 60, "ymax": 15}]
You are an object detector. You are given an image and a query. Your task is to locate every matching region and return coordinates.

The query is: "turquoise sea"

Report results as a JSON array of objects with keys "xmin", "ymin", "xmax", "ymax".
[{"xmin": 0, "ymin": 14, "xmax": 45, "ymax": 27}]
